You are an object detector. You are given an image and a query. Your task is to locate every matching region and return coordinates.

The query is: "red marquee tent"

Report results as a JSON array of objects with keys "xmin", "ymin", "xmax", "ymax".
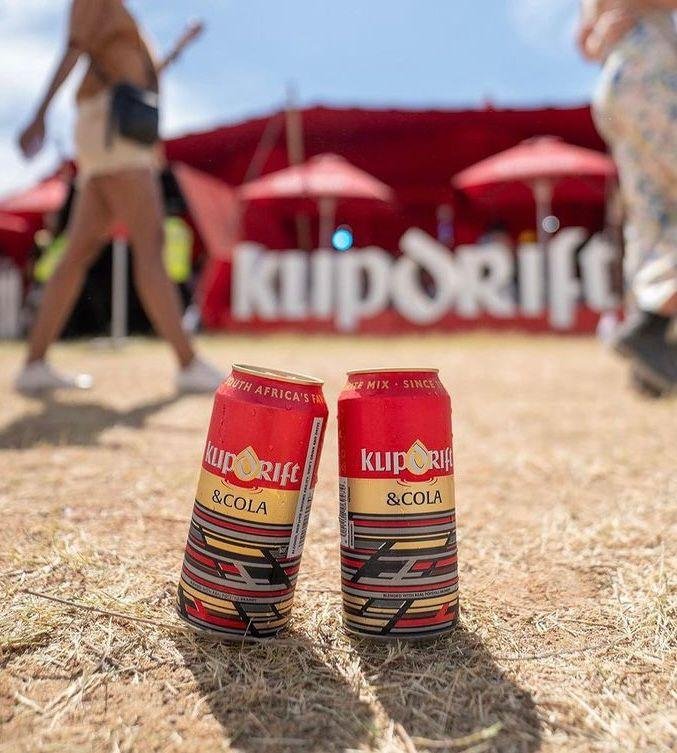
[
  {"xmin": 166, "ymin": 104, "xmax": 610, "ymax": 250},
  {"xmin": 1, "ymin": 104, "xmax": 611, "ymax": 266},
  {"xmin": 0, "ymin": 104, "xmax": 614, "ymax": 333}
]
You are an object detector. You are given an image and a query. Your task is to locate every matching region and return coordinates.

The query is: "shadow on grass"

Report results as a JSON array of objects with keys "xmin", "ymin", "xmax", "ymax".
[
  {"xmin": 0, "ymin": 394, "xmax": 184, "ymax": 449},
  {"xmin": 353, "ymin": 624, "xmax": 542, "ymax": 752},
  {"xmin": 174, "ymin": 630, "xmax": 377, "ymax": 753}
]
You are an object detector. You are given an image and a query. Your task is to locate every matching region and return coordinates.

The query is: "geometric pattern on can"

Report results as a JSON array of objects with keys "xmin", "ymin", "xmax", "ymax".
[
  {"xmin": 340, "ymin": 473, "xmax": 458, "ymax": 638},
  {"xmin": 178, "ymin": 499, "xmax": 300, "ymax": 638}
]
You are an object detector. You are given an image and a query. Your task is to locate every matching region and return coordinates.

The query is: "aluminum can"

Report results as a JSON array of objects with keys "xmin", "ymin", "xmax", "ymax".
[
  {"xmin": 177, "ymin": 365, "xmax": 328, "ymax": 639},
  {"xmin": 338, "ymin": 368, "xmax": 458, "ymax": 640}
]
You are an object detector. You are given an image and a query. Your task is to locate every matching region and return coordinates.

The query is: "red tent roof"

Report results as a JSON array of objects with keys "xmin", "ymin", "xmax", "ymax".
[
  {"xmin": 165, "ymin": 104, "xmax": 610, "ymax": 247},
  {"xmin": 166, "ymin": 105, "xmax": 608, "ymax": 198}
]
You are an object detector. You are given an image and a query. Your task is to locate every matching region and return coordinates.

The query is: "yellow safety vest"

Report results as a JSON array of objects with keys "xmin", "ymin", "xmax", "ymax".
[
  {"xmin": 34, "ymin": 233, "xmax": 67, "ymax": 283},
  {"xmin": 33, "ymin": 217, "xmax": 193, "ymax": 284},
  {"xmin": 164, "ymin": 217, "xmax": 193, "ymax": 283}
]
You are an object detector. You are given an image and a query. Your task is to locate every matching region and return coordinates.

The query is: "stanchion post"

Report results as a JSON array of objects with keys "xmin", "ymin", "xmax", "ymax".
[{"xmin": 111, "ymin": 235, "xmax": 128, "ymax": 346}]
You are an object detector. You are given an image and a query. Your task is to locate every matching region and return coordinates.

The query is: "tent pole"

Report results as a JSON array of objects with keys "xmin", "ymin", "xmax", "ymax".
[
  {"xmin": 532, "ymin": 179, "xmax": 554, "ymax": 318},
  {"xmin": 111, "ymin": 236, "xmax": 128, "ymax": 347},
  {"xmin": 243, "ymin": 114, "xmax": 285, "ymax": 184},
  {"xmin": 285, "ymin": 83, "xmax": 312, "ymax": 251},
  {"xmin": 319, "ymin": 197, "xmax": 336, "ymax": 249},
  {"xmin": 533, "ymin": 178, "xmax": 553, "ymax": 254}
]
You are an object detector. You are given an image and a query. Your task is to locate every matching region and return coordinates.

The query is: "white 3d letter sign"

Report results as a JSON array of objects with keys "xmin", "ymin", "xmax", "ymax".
[{"xmin": 231, "ymin": 229, "xmax": 618, "ymax": 331}]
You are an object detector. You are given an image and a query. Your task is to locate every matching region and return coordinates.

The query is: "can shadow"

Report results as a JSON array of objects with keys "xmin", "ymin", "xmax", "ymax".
[
  {"xmin": 173, "ymin": 629, "xmax": 377, "ymax": 753},
  {"xmin": 351, "ymin": 624, "xmax": 542, "ymax": 752}
]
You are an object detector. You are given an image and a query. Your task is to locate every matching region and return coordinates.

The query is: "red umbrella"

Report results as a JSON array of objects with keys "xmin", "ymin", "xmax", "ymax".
[
  {"xmin": 0, "ymin": 176, "xmax": 68, "ymax": 216},
  {"xmin": 453, "ymin": 136, "xmax": 617, "ymax": 248},
  {"xmin": 0, "ymin": 213, "xmax": 28, "ymax": 233},
  {"xmin": 240, "ymin": 153, "xmax": 393, "ymax": 248}
]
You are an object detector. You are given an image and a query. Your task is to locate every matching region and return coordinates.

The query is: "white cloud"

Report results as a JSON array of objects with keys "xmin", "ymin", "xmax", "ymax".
[
  {"xmin": 161, "ymin": 76, "xmax": 223, "ymax": 137},
  {"xmin": 0, "ymin": 0, "xmax": 74, "ymax": 195},
  {"xmin": 161, "ymin": 66, "xmax": 285, "ymax": 139},
  {"xmin": 0, "ymin": 0, "xmax": 62, "ymax": 23},
  {"xmin": 507, "ymin": 0, "xmax": 580, "ymax": 56}
]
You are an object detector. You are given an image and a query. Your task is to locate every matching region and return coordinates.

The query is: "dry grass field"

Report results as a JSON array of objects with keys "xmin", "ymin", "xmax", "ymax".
[{"xmin": 0, "ymin": 333, "xmax": 675, "ymax": 753}]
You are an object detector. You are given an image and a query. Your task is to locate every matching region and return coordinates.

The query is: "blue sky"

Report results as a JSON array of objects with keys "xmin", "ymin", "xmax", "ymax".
[{"xmin": 0, "ymin": 0, "xmax": 598, "ymax": 194}]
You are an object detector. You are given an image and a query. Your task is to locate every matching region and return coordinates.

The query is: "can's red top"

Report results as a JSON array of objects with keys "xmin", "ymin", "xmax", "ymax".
[
  {"xmin": 233, "ymin": 364, "xmax": 324, "ymax": 387},
  {"xmin": 347, "ymin": 367, "xmax": 438, "ymax": 376},
  {"xmin": 216, "ymin": 364, "xmax": 326, "ymax": 409},
  {"xmin": 342, "ymin": 369, "xmax": 446, "ymax": 399}
]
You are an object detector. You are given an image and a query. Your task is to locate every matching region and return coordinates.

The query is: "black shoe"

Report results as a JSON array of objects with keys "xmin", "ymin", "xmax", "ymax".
[
  {"xmin": 612, "ymin": 312, "xmax": 677, "ymax": 394},
  {"xmin": 629, "ymin": 367, "xmax": 668, "ymax": 399}
]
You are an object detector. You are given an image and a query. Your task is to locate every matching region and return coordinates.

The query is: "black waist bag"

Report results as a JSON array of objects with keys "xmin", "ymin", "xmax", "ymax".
[{"xmin": 108, "ymin": 83, "xmax": 160, "ymax": 147}]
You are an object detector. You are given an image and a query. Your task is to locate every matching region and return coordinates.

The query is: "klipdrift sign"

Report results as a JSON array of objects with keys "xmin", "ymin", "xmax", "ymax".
[{"xmin": 232, "ymin": 228, "xmax": 618, "ymax": 331}]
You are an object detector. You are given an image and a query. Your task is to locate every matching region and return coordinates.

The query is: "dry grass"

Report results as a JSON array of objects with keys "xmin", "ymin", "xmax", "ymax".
[{"xmin": 0, "ymin": 333, "xmax": 675, "ymax": 753}]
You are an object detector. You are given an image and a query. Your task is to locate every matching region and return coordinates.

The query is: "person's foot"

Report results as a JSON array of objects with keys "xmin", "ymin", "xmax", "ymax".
[
  {"xmin": 14, "ymin": 361, "xmax": 93, "ymax": 394},
  {"xmin": 176, "ymin": 357, "xmax": 225, "ymax": 394},
  {"xmin": 629, "ymin": 367, "xmax": 667, "ymax": 399},
  {"xmin": 612, "ymin": 312, "xmax": 676, "ymax": 394}
]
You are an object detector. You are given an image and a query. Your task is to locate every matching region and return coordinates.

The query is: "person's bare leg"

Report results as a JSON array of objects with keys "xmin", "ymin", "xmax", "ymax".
[
  {"xmin": 27, "ymin": 179, "xmax": 110, "ymax": 363},
  {"xmin": 98, "ymin": 169, "xmax": 195, "ymax": 367}
]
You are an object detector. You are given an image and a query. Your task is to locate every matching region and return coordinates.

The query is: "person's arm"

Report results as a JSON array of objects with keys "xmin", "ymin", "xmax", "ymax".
[
  {"xmin": 584, "ymin": 7, "xmax": 639, "ymax": 61},
  {"xmin": 18, "ymin": 0, "xmax": 101, "ymax": 159},
  {"xmin": 157, "ymin": 20, "xmax": 205, "ymax": 74},
  {"xmin": 18, "ymin": 46, "xmax": 81, "ymax": 159}
]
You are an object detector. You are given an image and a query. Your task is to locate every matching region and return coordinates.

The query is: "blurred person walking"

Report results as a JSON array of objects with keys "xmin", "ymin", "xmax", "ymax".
[
  {"xmin": 578, "ymin": 0, "xmax": 677, "ymax": 394},
  {"xmin": 15, "ymin": 0, "xmax": 223, "ymax": 394}
]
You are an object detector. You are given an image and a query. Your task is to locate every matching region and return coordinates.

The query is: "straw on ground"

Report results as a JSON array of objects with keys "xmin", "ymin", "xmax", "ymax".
[{"xmin": 0, "ymin": 334, "xmax": 675, "ymax": 753}]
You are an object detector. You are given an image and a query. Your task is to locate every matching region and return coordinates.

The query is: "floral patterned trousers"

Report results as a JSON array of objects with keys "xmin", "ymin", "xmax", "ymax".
[{"xmin": 593, "ymin": 17, "xmax": 677, "ymax": 313}]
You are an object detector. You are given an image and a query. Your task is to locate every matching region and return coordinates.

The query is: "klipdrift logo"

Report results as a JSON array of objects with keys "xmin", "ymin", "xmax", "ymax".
[
  {"xmin": 204, "ymin": 441, "xmax": 300, "ymax": 487},
  {"xmin": 360, "ymin": 440, "xmax": 452, "ymax": 476}
]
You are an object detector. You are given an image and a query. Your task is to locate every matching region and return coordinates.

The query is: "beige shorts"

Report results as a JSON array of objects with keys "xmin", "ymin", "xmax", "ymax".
[{"xmin": 75, "ymin": 90, "xmax": 159, "ymax": 185}]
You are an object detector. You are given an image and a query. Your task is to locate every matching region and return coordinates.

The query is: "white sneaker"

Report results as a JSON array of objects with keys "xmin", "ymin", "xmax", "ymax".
[
  {"xmin": 15, "ymin": 361, "xmax": 93, "ymax": 394},
  {"xmin": 176, "ymin": 357, "xmax": 225, "ymax": 394}
]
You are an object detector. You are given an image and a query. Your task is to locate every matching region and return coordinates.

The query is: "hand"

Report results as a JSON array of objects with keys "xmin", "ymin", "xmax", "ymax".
[
  {"xmin": 161, "ymin": 20, "xmax": 205, "ymax": 72},
  {"xmin": 180, "ymin": 19, "xmax": 205, "ymax": 49},
  {"xmin": 587, "ymin": 9, "xmax": 637, "ymax": 59},
  {"xmin": 18, "ymin": 115, "xmax": 46, "ymax": 159}
]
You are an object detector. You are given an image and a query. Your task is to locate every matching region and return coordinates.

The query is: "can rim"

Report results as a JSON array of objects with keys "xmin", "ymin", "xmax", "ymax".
[
  {"xmin": 347, "ymin": 367, "xmax": 440, "ymax": 376},
  {"xmin": 233, "ymin": 364, "xmax": 324, "ymax": 386}
]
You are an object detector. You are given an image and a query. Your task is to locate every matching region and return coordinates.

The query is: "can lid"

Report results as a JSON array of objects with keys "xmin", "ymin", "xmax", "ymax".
[
  {"xmin": 347, "ymin": 367, "xmax": 439, "ymax": 376},
  {"xmin": 233, "ymin": 364, "xmax": 324, "ymax": 386}
]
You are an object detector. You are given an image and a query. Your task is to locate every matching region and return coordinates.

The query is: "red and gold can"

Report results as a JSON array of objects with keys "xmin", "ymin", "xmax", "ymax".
[
  {"xmin": 177, "ymin": 365, "xmax": 328, "ymax": 639},
  {"xmin": 338, "ymin": 368, "xmax": 458, "ymax": 640}
]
